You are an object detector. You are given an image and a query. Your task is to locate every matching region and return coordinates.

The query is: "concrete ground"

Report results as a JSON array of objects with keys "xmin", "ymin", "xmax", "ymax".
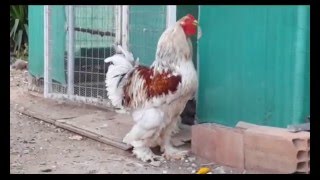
[{"xmin": 10, "ymin": 68, "xmax": 247, "ymax": 174}]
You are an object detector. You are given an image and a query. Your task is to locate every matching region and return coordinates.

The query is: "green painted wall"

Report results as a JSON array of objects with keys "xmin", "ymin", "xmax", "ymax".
[
  {"xmin": 197, "ymin": 5, "xmax": 310, "ymax": 128},
  {"xmin": 129, "ymin": 5, "xmax": 167, "ymax": 65}
]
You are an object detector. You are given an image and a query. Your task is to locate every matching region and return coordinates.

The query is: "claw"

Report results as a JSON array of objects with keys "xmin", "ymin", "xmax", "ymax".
[
  {"xmin": 163, "ymin": 149, "xmax": 188, "ymax": 161},
  {"xmin": 132, "ymin": 147, "xmax": 164, "ymax": 163}
]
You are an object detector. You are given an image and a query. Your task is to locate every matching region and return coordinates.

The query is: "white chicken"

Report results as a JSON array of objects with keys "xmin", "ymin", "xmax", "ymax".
[{"xmin": 104, "ymin": 14, "xmax": 199, "ymax": 163}]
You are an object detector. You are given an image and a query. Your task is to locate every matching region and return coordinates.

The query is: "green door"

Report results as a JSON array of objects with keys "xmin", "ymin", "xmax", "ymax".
[
  {"xmin": 128, "ymin": 5, "xmax": 167, "ymax": 66},
  {"xmin": 28, "ymin": 5, "xmax": 44, "ymax": 79},
  {"xmin": 28, "ymin": 5, "xmax": 66, "ymax": 84},
  {"xmin": 197, "ymin": 5, "xmax": 310, "ymax": 128}
]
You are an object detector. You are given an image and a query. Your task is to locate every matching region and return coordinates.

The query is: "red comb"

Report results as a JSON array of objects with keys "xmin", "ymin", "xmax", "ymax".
[{"xmin": 187, "ymin": 14, "xmax": 195, "ymax": 20}]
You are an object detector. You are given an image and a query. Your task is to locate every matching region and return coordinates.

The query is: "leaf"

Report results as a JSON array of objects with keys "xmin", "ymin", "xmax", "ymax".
[
  {"xmin": 14, "ymin": 30, "xmax": 23, "ymax": 52},
  {"xmin": 19, "ymin": 5, "xmax": 24, "ymax": 18},
  {"xmin": 10, "ymin": 5, "xmax": 28, "ymax": 56},
  {"xmin": 11, "ymin": 6, "xmax": 20, "ymax": 19},
  {"xmin": 10, "ymin": 19, "xmax": 19, "ymax": 38},
  {"xmin": 24, "ymin": 24, "xmax": 28, "ymax": 38}
]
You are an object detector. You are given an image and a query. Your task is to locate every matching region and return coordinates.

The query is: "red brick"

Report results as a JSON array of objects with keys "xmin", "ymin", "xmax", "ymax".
[
  {"xmin": 191, "ymin": 124, "xmax": 244, "ymax": 169},
  {"xmin": 191, "ymin": 125, "xmax": 216, "ymax": 161},
  {"xmin": 236, "ymin": 121, "xmax": 284, "ymax": 131},
  {"xmin": 244, "ymin": 126, "xmax": 310, "ymax": 174}
]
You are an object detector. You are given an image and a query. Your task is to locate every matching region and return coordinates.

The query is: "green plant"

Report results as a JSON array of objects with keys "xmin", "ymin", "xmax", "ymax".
[{"xmin": 10, "ymin": 5, "xmax": 28, "ymax": 58}]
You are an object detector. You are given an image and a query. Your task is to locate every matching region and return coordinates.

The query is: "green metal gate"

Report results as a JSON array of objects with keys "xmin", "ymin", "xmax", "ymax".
[{"xmin": 197, "ymin": 5, "xmax": 310, "ymax": 128}]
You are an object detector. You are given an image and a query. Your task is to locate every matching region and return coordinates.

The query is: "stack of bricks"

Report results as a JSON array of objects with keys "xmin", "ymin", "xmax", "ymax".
[{"xmin": 191, "ymin": 122, "xmax": 310, "ymax": 174}]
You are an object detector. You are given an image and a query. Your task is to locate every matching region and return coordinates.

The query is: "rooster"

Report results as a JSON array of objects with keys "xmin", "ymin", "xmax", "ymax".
[{"xmin": 104, "ymin": 14, "xmax": 199, "ymax": 163}]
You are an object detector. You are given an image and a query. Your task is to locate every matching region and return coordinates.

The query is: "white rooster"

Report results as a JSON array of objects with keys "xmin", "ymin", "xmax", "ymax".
[{"xmin": 104, "ymin": 14, "xmax": 199, "ymax": 163}]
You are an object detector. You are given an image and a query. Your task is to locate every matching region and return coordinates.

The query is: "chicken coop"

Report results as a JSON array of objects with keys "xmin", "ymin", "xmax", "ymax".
[
  {"xmin": 28, "ymin": 5, "xmax": 183, "ymax": 107},
  {"xmin": 28, "ymin": 5, "xmax": 309, "ymax": 129}
]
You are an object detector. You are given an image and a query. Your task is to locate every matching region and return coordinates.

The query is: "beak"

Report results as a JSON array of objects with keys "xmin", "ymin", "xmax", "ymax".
[{"xmin": 193, "ymin": 20, "xmax": 198, "ymax": 26}]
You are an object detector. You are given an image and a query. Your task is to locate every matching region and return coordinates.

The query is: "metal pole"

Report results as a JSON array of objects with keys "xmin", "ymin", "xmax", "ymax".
[
  {"xmin": 44, "ymin": 5, "xmax": 51, "ymax": 98},
  {"xmin": 67, "ymin": 6, "xmax": 75, "ymax": 95},
  {"xmin": 121, "ymin": 5, "xmax": 129, "ymax": 50},
  {"xmin": 115, "ymin": 6, "xmax": 122, "ymax": 45},
  {"xmin": 166, "ymin": 5, "xmax": 176, "ymax": 28}
]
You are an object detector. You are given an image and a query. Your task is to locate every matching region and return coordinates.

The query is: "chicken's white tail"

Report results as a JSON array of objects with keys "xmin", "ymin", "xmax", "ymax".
[{"xmin": 104, "ymin": 45, "xmax": 137, "ymax": 108}]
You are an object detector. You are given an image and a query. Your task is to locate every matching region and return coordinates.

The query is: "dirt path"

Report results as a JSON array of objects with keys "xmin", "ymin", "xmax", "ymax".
[
  {"xmin": 10, "ymin": 68, "xmax": 246, "ymax": 174},
  {"xmin": 10, "ymin": 105, "xmax": 201, "ymax": 174}
]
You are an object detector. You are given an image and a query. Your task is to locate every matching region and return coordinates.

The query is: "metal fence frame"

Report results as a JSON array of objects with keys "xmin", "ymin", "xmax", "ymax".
[{"xmin": 43, "ymin": 5, "xmax": 177, "ymax": 108}]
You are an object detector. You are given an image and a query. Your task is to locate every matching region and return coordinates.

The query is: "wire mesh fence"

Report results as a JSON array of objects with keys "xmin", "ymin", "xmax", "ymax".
[
  {"xmin": 128, "ymin": 5, "xmax": 167, "ymax": 65},
  {"xmin": 44, "ymin": 5, "xmax": 120, "ymax": 107},
  {"xmin": 43, "ymin": 5, "xmax": 171, "ymax": 108},
  {"xmin": 71, "ymin": 5, "xmax": 117, "ymax": 101}
]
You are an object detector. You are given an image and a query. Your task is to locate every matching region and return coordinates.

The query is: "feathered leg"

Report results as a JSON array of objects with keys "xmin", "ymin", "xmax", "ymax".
[
  {"xmin": 160, "ymin": 116, "xmax": 188, "ymax": 160},
  {"xmin": 123, "ymin": 108, "xmax": 165, "ymax": 163},
  {"xmin": 172, "ymin": 116, "xmax": 182, "ymax": 135},
  {"xmin": 123, "ymin": 125, "xmax": 163, "ymax": 162},
  {"xmin": 128, "ymin": 140, "xmax": 162, "ymax": 163}
]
